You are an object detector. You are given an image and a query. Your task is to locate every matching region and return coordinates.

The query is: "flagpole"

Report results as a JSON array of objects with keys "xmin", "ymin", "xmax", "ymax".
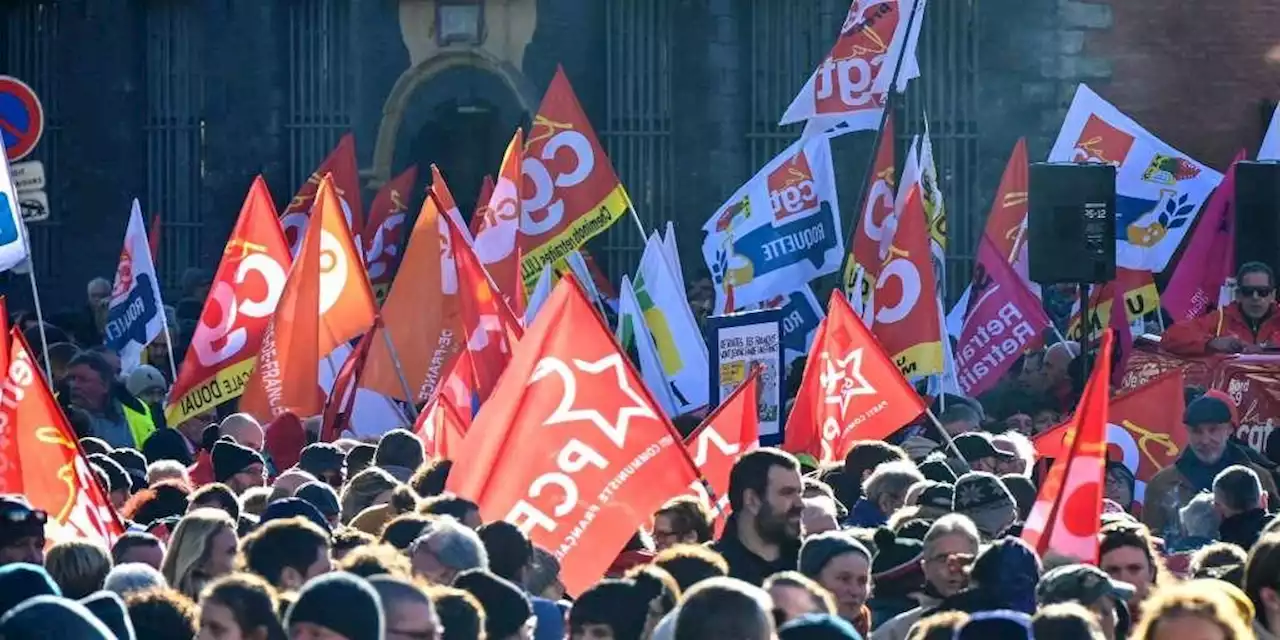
[
  {"xmin": 17, "ymin": 224, "xmax": 52, "ymax": 380},
  {"xmin": 835, "ymin": 0, "xmax": 927, "ymax": 282},
  {"xmin": 376, "ymin": 321, "xmax": 420, "ymax": 421},
  {"xmin": 923, "ymin": 407, "xmax": 970, "ymax": 472},
  {"xmin": 160, "ymin": 318, "xmax": 179, "ymax": 383}
]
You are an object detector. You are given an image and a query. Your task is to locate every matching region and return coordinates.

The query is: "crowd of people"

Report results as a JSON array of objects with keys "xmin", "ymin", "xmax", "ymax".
[{"xmin": 2, "ymin": 261, "xmax": 1280, "ymax": 639}]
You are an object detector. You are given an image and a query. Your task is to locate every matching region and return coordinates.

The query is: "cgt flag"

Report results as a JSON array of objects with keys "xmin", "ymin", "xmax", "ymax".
[
  {"xmin": 446, "ymin": 276, "xmax": 698, "ymax": 595},
  {"xmin": 363, "ymin": 165, "xmax": 419, "ymax": 303},
  {"xmin": 280, "ymin": 134, "xmax": 364, "ymax": 257},
  {"xmin": 166, "ymin": 178, "xmax": 292, "ymax": 426},
  {"xmin": 784, "ymin": 291, "xmax": 925, "ymax": 466},
  {"xmin": 870, "ymin": 186, "xmax": 943, "ymax": 380},
  {"xmin": 1022, "ymin": 330, "xmax": 1115, "ymax": 564},
  {"xmin": 844, "ymin": 115, "xmax": 896, "ymax": 311},
  {"xmin": 954, "ymin": 235, "xmax": 1051, "ymax": 398},
  {"xmin": 105, "ymin": 200, "xmax": 168, "ymax": 374}
]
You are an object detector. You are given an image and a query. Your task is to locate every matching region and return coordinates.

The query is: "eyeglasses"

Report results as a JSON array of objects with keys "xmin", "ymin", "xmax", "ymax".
[
  {"xmin": 0, "ymin": 506, "xmax": 47, "ymax": 526},
  {"xmin": 1239, "ymin": 286, "xmax": 1274, "ymax": 298}
]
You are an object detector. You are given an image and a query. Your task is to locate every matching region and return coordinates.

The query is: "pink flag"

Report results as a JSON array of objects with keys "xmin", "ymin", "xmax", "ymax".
[
  {"xmin": 1162, "ymin": 150, "xmax": 1243, "ymax": 322},
  {"xmin": 955, "ymin": 235, "xmax": 1052, "ymax": 397}
]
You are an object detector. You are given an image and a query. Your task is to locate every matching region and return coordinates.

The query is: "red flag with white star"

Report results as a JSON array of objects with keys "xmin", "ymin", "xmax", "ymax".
[
  {"xmin": 784, "ymin": 291, "xmax": 926, "ymax": 466},
  {"xmin": 683, "ymin": 370, "xmax": 760, "ymax": 527},
  {"xmin": 1022, "ymin": 330, "xmax": 1114, "ymax": 564},
  {"xmin": 445, "ymin": 275, "xmax": 699, "ymax": 595}
]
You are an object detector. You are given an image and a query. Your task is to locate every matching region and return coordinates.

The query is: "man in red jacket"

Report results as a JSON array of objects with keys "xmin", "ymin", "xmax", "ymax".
[{"xmin": 1164, "ymin": 262, "xmax": 1280, "ymax": 356}]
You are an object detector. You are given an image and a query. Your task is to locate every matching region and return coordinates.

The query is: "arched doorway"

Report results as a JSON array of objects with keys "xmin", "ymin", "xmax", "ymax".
[{"xmin": 373, "ymin": 50, "xmax": 536, "ymax": 221}]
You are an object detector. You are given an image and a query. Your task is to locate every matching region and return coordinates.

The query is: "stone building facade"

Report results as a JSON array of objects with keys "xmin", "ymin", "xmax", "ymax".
[{"xmin": 0, "ymin": 0, "xmax": 1275, "ymax": 311}]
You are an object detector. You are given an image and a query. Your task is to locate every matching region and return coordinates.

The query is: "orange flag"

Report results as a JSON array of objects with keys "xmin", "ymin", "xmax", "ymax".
[
  {"xmin": 518, "ymin": 66, "xmax": 632, "ymax": 290},
  {"xmin": 684, "ymin": 371, "xmax": 760, "ymax": 520},
  {"xmin": 280, "ymin": 134, "xmax": 364, "ymax": 256},
  {"xmin": 363, "ymin": 165, "xmax": 419, "ymax": 303},
  {"xmin": 784, "ymin": 292, "xmax": 926, "ymax": 466},
  {"xmin": 413, "ymin": 396, "xmax": 468, "ymax": 460},
  {"xmin": 844, "ymin": 114, "xmax": 896, "ymax": 304},
  {"xmin": 445, "ymin": 276, "xmax": 698, "ymax": 595},
  {"xmin": 982, "ymin": 139, "xmax": 1030, "ymax": 265},
  {"xmin": 473, "ymin": 129, "xmax": 525, "ymax": 303},
  {"xmin": 362, "ymin": 168, "xmax": 465, "ymax": 403},
  {"xmin": 1023, "ymin": 331, "xmax": 1115, "ymax": 564},
  {"xmin": 165, "ymin": 177, "xmax": 292, "ymax": 425},
  {"xmin": 1033, "ymin": 370, "xmax": 1185, "ymax": 508},
  {"xmin": 311, "ymin": 175, "xmax": 378, "ymax": 356},
  {"xmin": 871, "ymin": 186, "xmax": 944, "ymax": 378},
  {"xmin": 0, "ymin": 297, "xmax": 19, "ymax": 492},
  {"xmin": 444, "ymin": 210, "xmax": 523, "ymax": 405},
  {"xmin": 2, "ymin": 329, "xmax": 125, "ymax": 547}
]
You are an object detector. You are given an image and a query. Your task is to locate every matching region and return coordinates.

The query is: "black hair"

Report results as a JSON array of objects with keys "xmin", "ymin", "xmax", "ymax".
[
  {"xmin": 727, "ymin": 448, "xmax": 799, "ymax": 512},
  {"xmin": 1238, "ymin": 261, "xmax": 1275, "ymax": 287}
]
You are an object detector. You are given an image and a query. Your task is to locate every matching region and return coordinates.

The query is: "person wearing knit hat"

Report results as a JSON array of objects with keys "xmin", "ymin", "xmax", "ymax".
[
  {"xmin": 868, "ymin": 527, "xmax": 925, "ymax": 627},
  {"xmin": 88, "ymin": 453, "xmax": 132, "ymax": 510},
  {"xmin": 917, "ymin": 457, "xmax": 957, "ymax": 484},
  {"xmin": 1143, "ymin": 393, "xmax": 1280, "ymax": 535},
  {"xmin": 779, "ymin": 613, "xmax": 863, "ymax": 639},
  {"xmin": 261, "ymin": 497, "xmax": 332, "ymax": 534},
  {"xmin": 454, "ymin": 569, "xmax": 534, "ymax": 639},
  {"xmin": 296, "ymin": 481, "xmax": 342, "ymax": 528},
  {"xmin": 125, "ymin": 365, "xmax": 167, "ymax": 406},
  {"xmin": 300, "ymin": 442, "xmax": 346, "ymax": 488},
  {"xmin": 799, "ymin": 532, "xmax": 872, "ymax": 635},
  {"xmin": 912, "ymin": 483, "xmax": 954, "ymax": 521},
  {"xmin": 0, "ymin": 497, "xmax": 47, "ymax": 567},
  {"xmin": 374, "ymin": 429, "xmax": 424, "ymax": 483},
  {"xmin": 107, "ymin": 448, "xmax": 148, "ymax": 493},
  {"xmin": 286, "ymin": 571, "xmax": 385, "ymax": 639},
  {"xmin": 80, "ymin": 590, "xmax": 137, "ymax": 640},
  {"xmin": 1000, "ymin": 474, "xmax": 1037, "ymax": 524},
  {"xmin": 952, "ymin": 472, "xmax": 1017, "ymax": 541},
  {"xmin": 212, "ymin": 438, "xmax": 267, "ymax": 494},
  {"xmin": 0, "ymin": 595, "xmax": 114, "ymax": 639},
  {"xmin": 0, "ymin": 562, "xmax": 60, "ymax": 617}
]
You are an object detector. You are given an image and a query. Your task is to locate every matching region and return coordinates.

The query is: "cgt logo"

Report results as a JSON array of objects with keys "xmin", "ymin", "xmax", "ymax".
[
  {"xmin": 1072, "ymin": 114, "xmax": 1136, "ymax": 166},
  {"xmin": 815, "ymin": 0, "xmax": 896, "ymax": 112},
  {"xmin": 767, "ymin": 151, "xmax": 820, "ymax": 220}
]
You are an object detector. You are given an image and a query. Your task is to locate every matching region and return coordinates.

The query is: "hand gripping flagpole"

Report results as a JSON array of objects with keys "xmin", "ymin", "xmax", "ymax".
[{"xmin": 836, "ymin": 0, "xmax": 928, "ymax": 286}]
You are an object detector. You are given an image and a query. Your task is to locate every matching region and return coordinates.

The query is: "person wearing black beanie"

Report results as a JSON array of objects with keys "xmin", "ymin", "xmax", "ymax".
[
  {"xmin": 286, "ymin": 571, "xmax": 384, "ymax": 640},
  {"xmin": 80, "ymin": 590, "xmax": 137, "ymax": 640},
  {"xmin": 88, "ymin": 454, "xmax": 132, "ymax": 510},
  {"xmin": 212, "ymin": 438, "xmax": 266, "ymax": 494},
  {"xmin": 454, "ymin": 569, "xmax": 533, "ymax": 639},
  {"xmin": 867, "ymin": 527, "xmax": 925, "ymax": 627}
]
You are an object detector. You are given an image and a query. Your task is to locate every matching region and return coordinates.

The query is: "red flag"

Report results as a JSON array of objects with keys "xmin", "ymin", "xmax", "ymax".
[
  {"xmin": 1023, "ymin": 330, "xmax": 1114, "ymax": 563},
  {"xmin": 280, "ymin": 134, "xmax": 364, "ymax": 255},
  {"xmin": 413, "ymin": 397, "xmax": 468, "ymax": 460},
  {"xmin": 3, "ymin": 329, "xmax": 125, "ymax": 547},
  {"xmin": 784, "ymin": 292, "xmax": 926, "ymax": 466},
  {"xmin": 1033, "ymin": 370, "xmax": 1184, "ymax": 508},
  {"xmin": 444, "ymin": 207, "xmax": 524, "ymax": 405},
  {"xmin": 1162, "ymin": 151, "xmax": 1243, "ymax": 322},
  {"xmin": 320, "ymin": 327, "xmax": 378, "ymax": 443},
  {"xmin": 470, "ymin": 174, "xmax": 496, "ymax": 238},
  {"xmin": 982, "ymin": 139, "xmax": 1030, "ymax": 268},
  {"xmin": 844, "ymin": 114, "xmax": 895, "ymax": 303},
  {"xmin": 445, "ymin": 276, "xmax": 698, "ymax": 595},
  {"xmin": 955, "ymin": 235, "xmax": 1052, "ymax": 397},
  {"xmin": 0, "ymin": 297, "xmax": 19, "ymax": 492},
  {"xmin": 473, "ymin": 129, "xmax": 525, "ymax": 303},
  {"xmin": 165, "ymin": 178, "xmax": 292, "ymax": 425},
  {"xmin": 684, "ymin": 371, "xmax": 760, "ymax": 520},
  {"xmin": 363, "ymin": 165, "xmax": 419, "ymax": 302},
  {"xmin": 871, "ymin": 186, "xmax": 943, "ymax": 378}
]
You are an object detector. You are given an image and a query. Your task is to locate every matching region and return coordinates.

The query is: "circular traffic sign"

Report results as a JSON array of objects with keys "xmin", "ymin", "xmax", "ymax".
[{"xmin": 0, "ymin": 76, "xmax": 45, "ymax": 162}]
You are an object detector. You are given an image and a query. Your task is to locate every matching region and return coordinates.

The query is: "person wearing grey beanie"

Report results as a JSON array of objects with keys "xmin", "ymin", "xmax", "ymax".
[
  {"xmin": 286, "ymin": 571, "xmax": 384, "ymax": 640},
  {"xmin": 799, "ymin": 531, "xmax": 872, "ymax": 635}
]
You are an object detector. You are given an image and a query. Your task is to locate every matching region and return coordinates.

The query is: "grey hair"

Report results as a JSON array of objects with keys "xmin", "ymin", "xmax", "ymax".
[
  {"xmin": 923, "ymin": 513, "xmax": 981, "ymax": 554},
  {"xmin": 414, "ymin": 518, "xmax": 489, "ymax": 573},
  {"xmin": 1213, "ymin": 465, "xmax": 1264, "ymax": 514},
  {"xmin": 992, "ymin": 432, "xmax": 1036, "ymax": 477},
  {"xmin": 1179, "ymin": 492, "xmax": 1221, "ymax": 539},
  {"xmin": 102, "ymin": 562, "xmax": 167, "ymax": 597},
  {"xmin": 862, "ymin": 460, "xmax": 925, "ymax": 503},
  {"xmin": 145, "ymin": 460, "xmax": 189, "ymax": 486}
]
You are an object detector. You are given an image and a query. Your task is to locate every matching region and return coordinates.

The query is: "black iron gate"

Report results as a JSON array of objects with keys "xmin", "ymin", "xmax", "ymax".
[{"xmin": 285, "ymin": 0, "xmax": 354, "ymax": 195}]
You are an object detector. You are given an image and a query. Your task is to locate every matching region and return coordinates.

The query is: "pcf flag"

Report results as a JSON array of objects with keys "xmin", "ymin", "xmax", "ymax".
[
  {"xmin": 105, "ymin": 200, "xmax": 168, "ymax": 374},
  {"xmin": 445, "ymin": 277, "xmax": 698, "ymax": 595},
  {"xmin": 684, "ymin": 371, "xmax": 760, "ymax": 520},
  {"xmin": 955, "ymin": 235, "xmax": 1051, "ymax": 398}
]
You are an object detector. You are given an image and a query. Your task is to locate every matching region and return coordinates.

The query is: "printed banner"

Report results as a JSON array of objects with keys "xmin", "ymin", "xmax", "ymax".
[
  {"xmin": 105, "ymin": 200, "xmax": 167, "ymax": 374},
  {"xmin": 706, "ymin": 309, "xmax": 784, "ymax": 445},
  {"xmin": 703, "ymin": 133, "xmax": 844, "ymax": 312},
  {"xmin": 1066, "ymin": 269, "xmax": 1160, "ymax": 342},
  {"xmin": 0, "ymin": 139, "xmax": 28, "ymax": 273},
  {"xmin": 955, "ymin": 235, "xmax": 1051, "ymax": 397},
  {"xmin": 779, "ymin": 0, "xmax": 924, "ymax": 137},
  {"xmin": 518, "ymin": 67, "xmax": 632, "ymax": 288},
  {"xmin": 1048, "ymin": 85, "xmax": 1222, "ymax": 272},
  {"xmin": 752, "ymin": 286, "xmax": 825, "ymax": 370},
  {"xmin": 166, "ymin": 178, "xmax": 291, "ymax": 425}
]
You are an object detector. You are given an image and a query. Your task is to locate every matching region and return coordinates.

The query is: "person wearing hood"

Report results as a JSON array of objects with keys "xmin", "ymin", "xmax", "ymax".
[
  {"xmin": 375, "ymin": 429, "xmax": 424, "ymax": 484},
  {"xmin": 1144, "ymin": 394, "xmax": 1279, "ymax": 538},
  {"xmin": 0, "ymin": 595, "xmax": 115, "ymax": 639}
]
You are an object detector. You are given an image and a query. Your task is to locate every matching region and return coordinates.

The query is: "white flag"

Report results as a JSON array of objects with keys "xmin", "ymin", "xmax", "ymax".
[
  {"xmin": 0, "ymin": 139, "xmax": 30, "ymax": 273},
  {"xmin": 637, "ymin": 235, "xmax": 710, "ymax": 414},
  {"xmin": 617, "ymin": 275, "xmax": 679, "ymax": 416},
  {"xmin": 1261, "ymin": 104, "xmax": 1280, "ymax": 161},
  {"xmin": 105, "ymin": 200, "xmax": 167, "ymax": 374}
]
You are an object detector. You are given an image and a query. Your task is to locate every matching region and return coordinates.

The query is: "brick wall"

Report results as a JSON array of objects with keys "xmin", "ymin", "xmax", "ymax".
[{"xmin": 1086, "ymin": 0, "xmax": 1280, "ymax": 168}]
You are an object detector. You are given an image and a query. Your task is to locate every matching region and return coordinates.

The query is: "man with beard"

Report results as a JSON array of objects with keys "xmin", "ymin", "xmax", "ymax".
[{"xmin": 710, "ymin": 448, "xmax": 804, "ymax": 586}]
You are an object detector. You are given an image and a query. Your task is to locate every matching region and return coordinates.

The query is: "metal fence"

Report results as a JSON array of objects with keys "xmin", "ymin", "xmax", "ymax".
[
  {"xmin": 285, "ymin": 0, "xmax": 354, "ymax": 192},
  {"xmin": 599, "ymin": 0, "xmax": 674, "ymax": 279},
  {"xmin": 2, "ymin": 1, "xmax": 64, "ymax": 296},
  {"xmin": 144, "ymin": 1, "xmax": 205, "ymax": 294}
]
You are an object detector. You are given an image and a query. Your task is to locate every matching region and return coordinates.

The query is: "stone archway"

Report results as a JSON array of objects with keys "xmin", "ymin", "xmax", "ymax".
[{"xmin": 370, "ymin": 48, "xmax": 538, "ymax": 191}]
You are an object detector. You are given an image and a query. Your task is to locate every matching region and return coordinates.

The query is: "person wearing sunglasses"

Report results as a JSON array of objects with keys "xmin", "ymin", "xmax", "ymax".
[
  {"xmin": 0, "ymin": 496, "xmax": 48, "ymax": 567},
  {"xmin": 1164, "ymin": 261, "xmax": 1280, "ymax": 356}
]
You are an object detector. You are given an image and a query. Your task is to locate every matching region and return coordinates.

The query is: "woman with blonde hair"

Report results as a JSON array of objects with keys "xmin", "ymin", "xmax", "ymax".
[
  {"xmin": 1131, "ymin": 581, "xmax": 1253, "ymax": 640},
  {"xmin": 339, "ymin": 466, "xmax": 399, "ymax": 525},
  {"xmin": 197, "ymin": 572, "xmax": 286, "ymax": 640},
  {"xmin": 45, "ymin": 539, "xmax": 112, "ymax": 598},
  {"xmin": 162, "ymin": 507, "xmax": 239, "ymax": 600}
]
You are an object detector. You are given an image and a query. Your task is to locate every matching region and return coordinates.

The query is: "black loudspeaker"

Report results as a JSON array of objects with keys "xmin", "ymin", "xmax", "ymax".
[
  {"xmin": 1234, "ymin": 161, "xmax": 1280, "ymax": 269},
  {"xmin": 1028, "ymin": 162, "xmax": 1117, "ymax": 285}
]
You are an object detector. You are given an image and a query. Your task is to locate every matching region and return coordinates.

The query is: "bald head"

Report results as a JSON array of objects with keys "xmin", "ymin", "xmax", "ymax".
[{"xmin": 220, "ymin": 413, "xmax": 265, "ymax": 451}]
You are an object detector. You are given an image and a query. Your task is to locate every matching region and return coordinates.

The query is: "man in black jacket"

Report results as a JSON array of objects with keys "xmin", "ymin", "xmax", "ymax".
[
  {"xmin": 710, "ymin": 448, "xmax": 804, "ymax": 586},
  {"xmin": 1213, "ymin": 464, "xmax": 1273, "ymax": 551}
]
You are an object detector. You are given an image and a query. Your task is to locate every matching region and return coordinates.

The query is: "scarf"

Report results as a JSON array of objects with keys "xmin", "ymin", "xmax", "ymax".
[{"xmin": 1175, "ymin": 443, "xmax": 1250, "ymax": 492}]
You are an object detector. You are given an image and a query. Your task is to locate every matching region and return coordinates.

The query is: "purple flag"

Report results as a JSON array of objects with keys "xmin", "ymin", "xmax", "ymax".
[{"xmin": 1163, "ymin": 150, "xmax": 1244, "ymax": 322}]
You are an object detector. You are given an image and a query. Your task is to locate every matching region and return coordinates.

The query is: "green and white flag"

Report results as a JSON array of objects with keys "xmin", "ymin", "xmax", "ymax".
[
  {"xmin": 617, "ymin": 274, "xmax": 679, "ymax": 416},
  {"xmin": 636, "ymin": 234, "xmax": 709, "ymax": 414}
]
